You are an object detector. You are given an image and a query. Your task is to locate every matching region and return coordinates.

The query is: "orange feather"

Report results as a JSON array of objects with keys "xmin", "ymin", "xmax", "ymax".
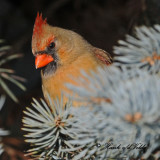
[{"xmin": 33, "ymin": 12, "xmax": 47, "ymax": 39}]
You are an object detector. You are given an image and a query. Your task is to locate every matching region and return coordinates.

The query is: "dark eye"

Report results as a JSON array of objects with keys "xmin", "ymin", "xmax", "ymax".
[{"xmin": 49, "ymin": 42, "xmax": 55, "ymax": 49}]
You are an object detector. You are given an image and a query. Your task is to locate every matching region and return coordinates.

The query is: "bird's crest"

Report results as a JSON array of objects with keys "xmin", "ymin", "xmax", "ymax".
[
  {"xmin": 33, "ymin": 12, "xmax": 47, "ymax": 38},
  {"xmin": 32, "ymin": 12, "xmax": 49, "ymax": 53}
]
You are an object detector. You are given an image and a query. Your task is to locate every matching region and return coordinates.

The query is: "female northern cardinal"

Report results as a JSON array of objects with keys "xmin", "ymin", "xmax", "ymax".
[{"xmin": 32, "ymin": 13, "xmax": 112, "ymax": 105}]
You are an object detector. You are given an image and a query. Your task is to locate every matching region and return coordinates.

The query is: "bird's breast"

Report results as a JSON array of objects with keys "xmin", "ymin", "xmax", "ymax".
[{"xmin": 41, "ymin": 53, "xmax": 104, "ymax": 106}]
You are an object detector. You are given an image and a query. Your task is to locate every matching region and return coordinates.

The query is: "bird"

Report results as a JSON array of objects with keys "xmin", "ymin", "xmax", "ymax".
[{"xmin": 32, "ymin": 13, "xmax": 112, "ymax": 106}]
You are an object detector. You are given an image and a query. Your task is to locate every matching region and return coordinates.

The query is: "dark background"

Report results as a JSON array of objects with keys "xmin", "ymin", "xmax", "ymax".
[{"xmin": 0, "ymin": 0, "xmax": 159, "ymax": 159}]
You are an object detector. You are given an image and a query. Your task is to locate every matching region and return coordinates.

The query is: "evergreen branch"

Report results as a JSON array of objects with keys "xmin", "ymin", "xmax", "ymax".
[
  {"xmin": 0, "ymin": 77, "xmax": 18, "ymax": 103},
  {"xmin": 0, "ymin": 46, "xmax": 10, "ymax": 52},
  {"xmin": 0, "ymin": 95, "xmax": 9, "ymax": 156},
  {"xmin": 0, "ymin": 40, "xmax": 26, "ymax": 102},
  {"xmin": 114, "ymin": 24, "xmax": 160, "ymax": 73},
  {"xmin": 1, "ymin": 73, "xmax": 26, "ymax": 91},
  {"xmin": 23, "ymin": 67, "xmax": 160, "ymax": 159},
  {"xmin": 22, "ymin": 97, "xmax": 81, "ymax": 159},
  {"xmin": 0, "ymin": 68, "xmax": 14, "ymax": 73},
  {"xmin": 66, "ymin": 67, "xmax": 160, "ymax": 159},
  {"xmin": 0, "ymin": 54, "xmax": 22, "ymax": 67}
]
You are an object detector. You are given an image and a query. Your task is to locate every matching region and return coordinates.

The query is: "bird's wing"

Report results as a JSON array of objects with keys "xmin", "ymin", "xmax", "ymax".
[{"xmin": 93, "ymin": 47, "xmax": 112, "ymax": 65}]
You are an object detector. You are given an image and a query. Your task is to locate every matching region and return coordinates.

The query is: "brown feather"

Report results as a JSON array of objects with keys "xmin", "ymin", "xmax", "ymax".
[{"xmin": 93, "ymin": 47, "xmax": 112, "ymax": 65}]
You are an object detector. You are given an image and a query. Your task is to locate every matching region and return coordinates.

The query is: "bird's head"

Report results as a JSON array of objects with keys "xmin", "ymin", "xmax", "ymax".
[{"xmin": 32, "ymin": 13, "xmax": 89, "ymax": 76}]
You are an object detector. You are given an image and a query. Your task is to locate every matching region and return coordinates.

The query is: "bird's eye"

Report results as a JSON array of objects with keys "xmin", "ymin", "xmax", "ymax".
[{"xmin": 48, "ymin": 42, "xmax": 55, "ymax": 49}]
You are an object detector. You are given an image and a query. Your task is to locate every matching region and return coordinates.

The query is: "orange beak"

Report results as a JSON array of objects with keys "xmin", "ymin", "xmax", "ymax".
[{"xmin": 35, "ymin": 54, "xmax": 54, "ymax": 69}]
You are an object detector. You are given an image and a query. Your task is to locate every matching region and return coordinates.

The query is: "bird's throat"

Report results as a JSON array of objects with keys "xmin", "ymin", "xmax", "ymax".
[{"xmin": 42, "ymin": 61, "xmax": 57, "ymax": 76}]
